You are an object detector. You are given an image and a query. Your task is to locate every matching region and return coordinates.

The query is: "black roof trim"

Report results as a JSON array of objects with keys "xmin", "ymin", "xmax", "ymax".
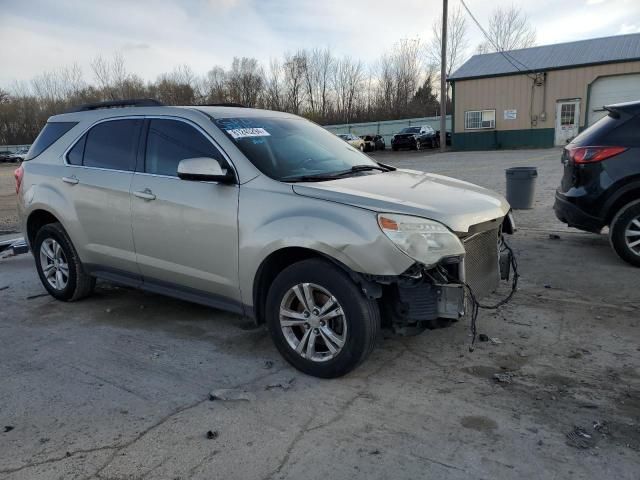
[
  {"xmin": 65, "ymin": 98, "xmax": 164, "ymax": 113},
  {"xmin": 604, "ymin": 100, "xmax": 640, "ymax": 117},
  {"xmin": 197, "ymin": 103, "xmax": 248, "ymax": 108}
]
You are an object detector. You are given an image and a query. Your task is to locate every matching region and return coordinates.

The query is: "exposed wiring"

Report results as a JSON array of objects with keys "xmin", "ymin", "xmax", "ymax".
[{"xmin": 439, "ymin": 237, "xmax": 520, "ymax": 351}]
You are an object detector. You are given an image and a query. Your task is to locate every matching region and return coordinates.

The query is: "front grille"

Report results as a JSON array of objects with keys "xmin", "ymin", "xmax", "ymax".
[{"xmin": 463, "ymin": 228, "xmax": 500, "ymax": 299}]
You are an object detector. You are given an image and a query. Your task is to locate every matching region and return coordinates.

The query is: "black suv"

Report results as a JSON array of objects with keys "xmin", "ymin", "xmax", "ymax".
[
  {"xmin": 554, "ymin": 101, "xmax": 640, "ymax": 266},
  {"xmin": 391, "ymin": 126, "xmax": 439, "ymax": 151}
]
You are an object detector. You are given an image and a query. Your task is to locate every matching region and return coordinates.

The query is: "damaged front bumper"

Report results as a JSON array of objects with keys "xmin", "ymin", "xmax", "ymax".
[{"xmin": 363, "ymin": 227, "xmax": 514, "ymax": 334}]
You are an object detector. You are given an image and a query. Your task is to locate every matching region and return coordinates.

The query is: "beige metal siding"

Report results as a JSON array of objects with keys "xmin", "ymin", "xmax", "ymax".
[{"xmin": 454, "ymin": 60, "xmax": 640, "ymax": 133}]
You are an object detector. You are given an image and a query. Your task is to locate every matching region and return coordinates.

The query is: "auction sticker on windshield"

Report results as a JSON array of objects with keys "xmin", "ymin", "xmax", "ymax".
[{"xmin": 226, "ymin": 127, "xmax": 271, "ymax": 139}]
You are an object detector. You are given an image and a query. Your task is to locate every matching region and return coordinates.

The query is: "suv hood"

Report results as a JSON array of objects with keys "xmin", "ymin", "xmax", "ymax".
[{"xmin": 292, "ymin": 169, "xmax": 510, "ymax": 233}]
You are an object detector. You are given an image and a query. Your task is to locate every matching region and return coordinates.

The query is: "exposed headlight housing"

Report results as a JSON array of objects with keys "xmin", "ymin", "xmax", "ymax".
[{"xmin": 378, "ymin": 213, "xmax": 465, "ymax": 267}]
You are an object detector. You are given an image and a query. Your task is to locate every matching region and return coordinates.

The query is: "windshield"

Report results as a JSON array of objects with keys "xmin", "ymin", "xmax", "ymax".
[
  {"xmin": 400, "ymin": 127, "xmax": 421, "ymax": 134},
  {"xmin": 214, "ymin": 117, "xmax": 379, "ymax": 181}
]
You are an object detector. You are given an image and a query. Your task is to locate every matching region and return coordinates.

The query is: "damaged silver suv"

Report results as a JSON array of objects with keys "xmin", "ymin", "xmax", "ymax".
[{"xmin": 17, "ymin": 99, "xmax": 515, "ymax": 378}]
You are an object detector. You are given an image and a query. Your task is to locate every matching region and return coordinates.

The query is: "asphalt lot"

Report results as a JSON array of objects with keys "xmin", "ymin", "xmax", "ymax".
[{"xmin": 1, "ymin": 148, "xmax": 639, "ymax": 480}]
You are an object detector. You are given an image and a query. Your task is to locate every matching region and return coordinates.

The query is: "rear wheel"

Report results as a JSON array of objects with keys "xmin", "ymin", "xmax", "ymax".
[
  {"xmin": 266, "ymin": 258, "xmax": 380, "ymax": 378},
  {"xmin": 416, "ymin": 140, "xmax": 422, "ymax": 151},
  {"xmin": 609, "ymin": 200, "xmax": 640, "ymax": 267},
  {"xmin": 359, "ymin": 144, "xmax": 365, "ymax": 152},
  {"xmin": 34, "ymin": 222, "xmax": 95, "ymax": 301}
]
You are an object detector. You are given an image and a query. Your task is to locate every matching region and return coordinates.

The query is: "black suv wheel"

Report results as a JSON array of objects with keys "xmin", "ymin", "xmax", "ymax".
[
  {"xmin": 34, "ymin": 222, "xmax": 96, "ymax": 300},
  {"xmin": 610, "ymin": 200, "xmax": 640, "ymax": 267},
  {"xmin": 266, "ymin": 258, "xmax": 380, "ymax": 378}
]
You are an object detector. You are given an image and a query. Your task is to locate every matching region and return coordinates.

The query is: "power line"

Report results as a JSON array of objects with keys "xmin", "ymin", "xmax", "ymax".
[{"xmin": 458, "ymin": 0, "xmax": 538, "ymax": 79}]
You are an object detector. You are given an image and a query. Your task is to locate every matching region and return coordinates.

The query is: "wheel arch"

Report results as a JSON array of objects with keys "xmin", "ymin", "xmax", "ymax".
[
  {"xmin": 603, "ymin": 182, "xmax": 640, "ymax": 224},
  {"xmin": 26, "ymin": 209, "xmax": 61, "ymax": 248},
  {"xmin": 251, "ymin": 246, "xmax": 383, "ymax": 325}
]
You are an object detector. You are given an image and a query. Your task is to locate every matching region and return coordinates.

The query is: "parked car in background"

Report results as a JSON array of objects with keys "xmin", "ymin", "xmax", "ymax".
[
  {"xmin": 360, "ymin": 135, "xmax": 376, "ymax": 152},
  {"xmin": 337, "ymin": 133, "xmax": 365, "ymax": 151},
  {"xmin": 16, "ymin": 99, "xmax": 514, "ymax": 378},
  {"xmin": 360, "ymin": 134, "xmax": 385, "ymax": 151},
  {"xmin": 391, "ymin": 126, "xmax": 439, "ymax": 151},
  {"xmin": 373, "ymin": 135, "xmax": 386, "ymax": 150},
  {"xmin": 4, "ymin": 148, "xmax": 29, "ymax": 163},
  {"xmin": 554, "ymin": 100, "xmax": 640, "ymax": 267}
]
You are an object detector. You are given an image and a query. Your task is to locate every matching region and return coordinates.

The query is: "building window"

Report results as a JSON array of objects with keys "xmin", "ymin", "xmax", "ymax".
[
  {"xmin": 465, "ymin": 110, "xmax": 496, "ymax": 130},
  {"xmin": 560, "ymin": 103, "xmax": 576, "ymax": 126}
]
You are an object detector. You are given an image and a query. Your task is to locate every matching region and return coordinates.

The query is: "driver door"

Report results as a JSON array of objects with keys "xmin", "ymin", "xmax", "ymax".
[{"xmin": 130, "ymin": 118, "xmax": 241, "ymax": 306}]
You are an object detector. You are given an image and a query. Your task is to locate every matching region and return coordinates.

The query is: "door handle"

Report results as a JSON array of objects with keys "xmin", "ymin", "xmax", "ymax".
[
  {"xmin": 133, "ymin": 188, "xmax": 156, "ymax": 201},
  {"xmin": 62, "ymin": 176, "xmax": 79, "ymax": 185}
]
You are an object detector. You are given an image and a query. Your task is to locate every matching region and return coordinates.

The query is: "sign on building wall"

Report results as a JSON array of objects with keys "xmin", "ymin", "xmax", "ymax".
[{"xmin": 504, "ymin": 109, "xmax": 517, "ymax": 120}]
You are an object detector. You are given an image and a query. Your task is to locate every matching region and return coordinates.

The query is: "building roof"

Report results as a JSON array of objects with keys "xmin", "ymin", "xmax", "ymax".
[{"xmin": 449, "ymin": 33, "xmax": 640, "ymax": 81}]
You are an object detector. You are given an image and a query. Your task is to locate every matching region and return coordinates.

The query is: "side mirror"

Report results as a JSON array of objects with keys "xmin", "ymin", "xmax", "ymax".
[{"xmin": 177, "ymin": 157, "xmax": 235, "ymax": 183}]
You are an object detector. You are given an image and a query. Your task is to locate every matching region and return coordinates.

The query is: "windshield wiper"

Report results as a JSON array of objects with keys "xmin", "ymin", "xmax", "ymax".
[{"xmin": 283, "ymin": 164, "xmax": 393, "ymax": 183}]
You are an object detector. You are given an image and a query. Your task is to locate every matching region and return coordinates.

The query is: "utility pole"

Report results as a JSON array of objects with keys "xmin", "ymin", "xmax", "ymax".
[{"xmin": 439, "ymin": 0, "xmax": 448, "ymax": 152}]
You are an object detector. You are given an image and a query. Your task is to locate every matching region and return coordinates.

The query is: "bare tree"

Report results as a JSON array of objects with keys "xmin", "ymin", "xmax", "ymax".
[
  {"xmin": 263, "ymin": 58, "xmax": 283, "ymax": 110},
  {"xmin": 204, "ymin": 66, "xmax": 228, "ymax": 103},
  {"xmin": 477, "ymin": 5, "xmax": 536, "ymax": 52},
  {"xmin": 283, "ymin": 52, "xmax": 307, "ymax": 114},
  {"xmin": 302, "ymin": 48, "xmax": 335, "ymax": 120},
  {"xmin": 392, "ymin": 39, "xmax": 423, "ymax": 115},
  {"xmin": 428, "ymin": 6, "xmax": 469, "ymax": 80},
  {"xmin": 333, "ymin": 56, "xmax": 364, "ymax": 123}
]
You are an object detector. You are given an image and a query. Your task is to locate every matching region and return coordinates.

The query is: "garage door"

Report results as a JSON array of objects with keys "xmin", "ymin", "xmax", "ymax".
[{"xmin": 588, "ymin": 73, "xmax": 640, "ymax": 125}]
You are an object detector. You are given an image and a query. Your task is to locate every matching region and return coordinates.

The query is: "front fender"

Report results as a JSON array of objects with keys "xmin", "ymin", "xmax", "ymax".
[{"xmin": 237, "ymin": 182, "xmax": 414, "ymax": 307}]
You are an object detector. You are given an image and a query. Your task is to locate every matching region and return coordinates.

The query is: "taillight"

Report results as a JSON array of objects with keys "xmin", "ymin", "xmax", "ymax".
[
  {"xmin": 567, "ymin": 146, "xmax": 627, "ymax": 164},
  {"xmin": 14, "ymin": 165, "xmax": 24, "ymax": 194}
]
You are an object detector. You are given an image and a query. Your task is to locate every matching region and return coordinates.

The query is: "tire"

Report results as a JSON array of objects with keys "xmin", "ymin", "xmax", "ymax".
[
  {"xmin": 609, "ymin": 200, "xmax": 640, "ymax": 267},
  {"xmin": 33, "ymin": 222, "xmax": 96, "ymax": 301},
  {"xmin": 266, "ymin": 258, "xmax": 380, "ymax": 378},
  {"xmin": 415, "ymin": 140, "xmax": 422, "ymax": 151},
  {"xmin": 359, "ymin": 144, "xmax": 365, "ymax": 152}
]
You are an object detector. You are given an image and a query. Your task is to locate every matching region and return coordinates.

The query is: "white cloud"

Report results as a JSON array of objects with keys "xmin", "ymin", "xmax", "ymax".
[{"xmin": 0, "ymin": 0, "xmax": 638, "ymax": 89}]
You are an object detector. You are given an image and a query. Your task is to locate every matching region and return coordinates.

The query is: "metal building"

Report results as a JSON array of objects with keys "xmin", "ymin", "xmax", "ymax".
[{"xmin": 448, "ymin": 33, "xmax": 640, "ymax": 150}]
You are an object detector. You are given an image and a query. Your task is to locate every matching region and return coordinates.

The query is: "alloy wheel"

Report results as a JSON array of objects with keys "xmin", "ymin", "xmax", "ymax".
[
  {"xmin": 279, "ymin": 282, "xmax": 347, "ymax": 362},
  {"xmin": 625, "ymin": 216, "xmax": 640, "ymax": 255},
  {"xmin": 39, "ymin": 238, "xmax": 69, "ymax": 290}
]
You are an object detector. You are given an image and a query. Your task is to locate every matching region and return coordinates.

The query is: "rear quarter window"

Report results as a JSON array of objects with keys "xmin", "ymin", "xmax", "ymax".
[
  {"xmin": 571, "ymin": 113, "xmax": 640, "ymax": 147},
  {"xmin": 603, "ymin": 115, "xmax": 640, "ymax": 147},
  {"xmin": 25, "ymin": 122, "xmax": 77, "ymax": 160}
]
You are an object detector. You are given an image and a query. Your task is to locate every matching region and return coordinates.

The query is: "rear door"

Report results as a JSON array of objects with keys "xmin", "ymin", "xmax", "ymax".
[
  {"xmin": 130, "ymin": 118, "xmax": 241, "ymax": 305},
  {"xmin": 555, "ymin": 100, "xmax": 581, "ymax": 146},
  {"xmin": 63, "ymin": 118, "xmax": 142, "ymax": 274}
]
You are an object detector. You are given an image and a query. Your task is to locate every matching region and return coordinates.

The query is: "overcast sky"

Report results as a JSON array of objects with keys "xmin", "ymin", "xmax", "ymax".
[{"xmin": 0, "ymin": 0, "xmax": 638, "ymax": 88}]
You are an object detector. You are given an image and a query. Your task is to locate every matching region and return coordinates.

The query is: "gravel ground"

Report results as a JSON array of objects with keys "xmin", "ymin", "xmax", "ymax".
[
  {"xmin": 1, "ymin": 148, "xmax": 639, "ymax": 480},
  {"xmin": 0, "ymin": 164, "xmax": 19, "ymax": 234}
]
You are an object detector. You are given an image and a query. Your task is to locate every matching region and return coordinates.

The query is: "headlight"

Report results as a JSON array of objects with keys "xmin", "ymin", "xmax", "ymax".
[{"xmin": 378, "ymin": 213, "xmax": 464, "ymax": 267}]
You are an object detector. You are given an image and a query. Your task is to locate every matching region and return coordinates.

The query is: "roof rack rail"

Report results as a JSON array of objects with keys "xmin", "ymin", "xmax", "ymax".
[
  {"xmin": 198, "ymin": 103, "xmax": 248, "ymax": 108},
  {"xmin": 65, "ymin": 98, "xmax": 164, "ymax": 113}
]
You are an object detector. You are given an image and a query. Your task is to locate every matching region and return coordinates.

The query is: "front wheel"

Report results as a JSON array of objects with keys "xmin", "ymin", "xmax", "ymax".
[
  {"xmin": 610, "ymin": 200, "xmax": 640, "ymax": 267},
  {"xmin": 359, "ymin": 144, "xmax": 365, "ymax": 152},
  {"xmin": 266, "ymin": 258, "xmax": 380, "ymax": 378}
]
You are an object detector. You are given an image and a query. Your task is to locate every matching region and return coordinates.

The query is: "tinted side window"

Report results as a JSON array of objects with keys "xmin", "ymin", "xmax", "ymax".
[
  {"xmin": 83, "ymin": 119, "xmax": 142, "ymax": 171},
  {"xmin": 145, "ymin": 119, "xmax": 224, "ymax": 176},
  {"xmin": 67, "ymin": 134, "xmax": 86, "ymax": 165},
  {"xmin": 25, "ymin": 122, "xmax": 77, "ymax": 160}
]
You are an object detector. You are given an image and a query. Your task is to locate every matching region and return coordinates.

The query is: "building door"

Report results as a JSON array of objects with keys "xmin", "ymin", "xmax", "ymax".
[
  {"xmin": 555, "ymin": 100, "xmax": 580, "ymax": 146},
  {"xmin": 587, "ymin": 73, "xmax": 640, "ymax": 126}
]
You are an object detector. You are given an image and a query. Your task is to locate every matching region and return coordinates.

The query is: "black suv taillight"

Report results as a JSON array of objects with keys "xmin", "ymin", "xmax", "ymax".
[{"xmin": 567, "ymin": 146, "xmax": 627, "ymax": 164}]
